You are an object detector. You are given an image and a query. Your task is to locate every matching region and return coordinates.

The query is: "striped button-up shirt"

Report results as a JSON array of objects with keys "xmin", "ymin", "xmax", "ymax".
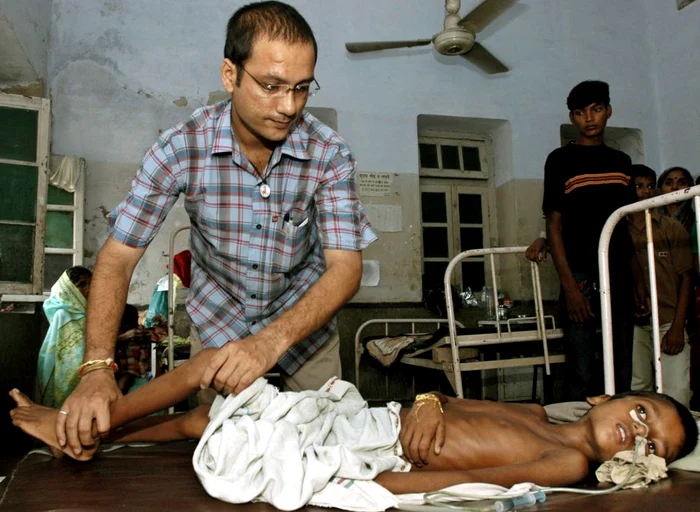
[{"xmin": 109, "ymin": 101, "xmax": 377, "ymax": 374}]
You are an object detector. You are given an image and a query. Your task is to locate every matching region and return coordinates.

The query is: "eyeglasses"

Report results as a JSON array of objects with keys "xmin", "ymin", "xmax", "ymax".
[{"xmin": 240, "ymin": 66, "xmax": 320, "ymax": 99}]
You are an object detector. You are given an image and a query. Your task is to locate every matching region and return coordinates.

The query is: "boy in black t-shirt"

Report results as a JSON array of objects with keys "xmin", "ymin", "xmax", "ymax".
[{"xmin": 542, "ymin": 80, "xmax": 640, "ymax": 401}]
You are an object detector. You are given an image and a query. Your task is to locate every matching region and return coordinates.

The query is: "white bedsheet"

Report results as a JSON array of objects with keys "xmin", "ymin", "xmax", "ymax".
[{"xmin": 192, "ymin": 377, "xmax": 410, "ymax": 511}]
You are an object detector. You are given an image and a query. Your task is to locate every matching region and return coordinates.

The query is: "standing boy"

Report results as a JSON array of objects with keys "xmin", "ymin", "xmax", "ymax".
[
  {"xmin": 628, "ymin": 164, "xmax": 692, "ymax": 408},
  {"xmin": 542, "ymin": 80, "xmax": 639, "ymax": 401}
]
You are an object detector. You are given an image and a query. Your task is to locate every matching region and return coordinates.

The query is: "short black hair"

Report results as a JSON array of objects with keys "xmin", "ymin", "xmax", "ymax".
[
  {"xmin": 66, "ymin": 266, "xmax": 92, "ymax": 286},
  {"xmin": 610, "ymin": 391, "xmax": 698, "ymax": 462},
  {"xmin": 630, "ymin": 164, "xmax": 657, "ymax": 188},
  {"xmin": 567, "ymin": 80, "xmax": 610, "ymax": 111},
  {"xmin": 224, "ymin": 1, "xmax": 317, "ymax": 86},
  {"xmin": 658, "ymin": 166, "xmax": 694, "ymax": 191}
]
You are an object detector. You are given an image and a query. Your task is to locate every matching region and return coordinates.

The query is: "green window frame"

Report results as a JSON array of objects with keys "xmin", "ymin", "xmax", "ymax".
[{"xmin": 0, "ymin": 93, "xmax": 50, "ymax": 295}]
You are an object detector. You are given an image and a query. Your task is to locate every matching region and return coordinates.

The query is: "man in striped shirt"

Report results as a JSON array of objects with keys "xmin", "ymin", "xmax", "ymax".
[
  {"xmin": 542, "ymin": 80, "xmax": 639, "ymax": 401},
  {"xmin": 56, "ymin": 1, "xmax": 376, "ymax": 458}
]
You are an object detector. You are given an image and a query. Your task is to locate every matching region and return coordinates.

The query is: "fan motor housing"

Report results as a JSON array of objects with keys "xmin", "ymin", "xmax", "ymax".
[{"xmin": 433, "ymin": 28, "xmax": 475, "ymax": 56}]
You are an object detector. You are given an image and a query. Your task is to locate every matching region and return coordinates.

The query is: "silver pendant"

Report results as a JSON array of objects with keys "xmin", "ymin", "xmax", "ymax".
[{"xmin": 260, "ymin": 183, "xmax": 271, "ymax": 198}]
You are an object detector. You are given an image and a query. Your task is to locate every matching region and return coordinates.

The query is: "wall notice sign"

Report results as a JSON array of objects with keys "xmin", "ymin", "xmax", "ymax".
[
  {"xmin": 359, "ymin": 172, "xmax": 392, "ymax": 197},
  {"xmin": 365, "ymin": 204, "xmax": 403, "ymax": 232}
]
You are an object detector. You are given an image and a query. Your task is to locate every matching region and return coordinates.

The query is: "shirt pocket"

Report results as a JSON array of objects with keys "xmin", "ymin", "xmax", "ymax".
[{"xmin": 270, "ymin": 212, "xmax": 313, "ymax": 273}]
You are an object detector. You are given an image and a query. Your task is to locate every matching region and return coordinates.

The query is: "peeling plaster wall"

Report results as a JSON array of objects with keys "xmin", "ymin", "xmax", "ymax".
[
  {"xmin": 0, "ymin": 0, "xmax": 51, "ymax": 88},
  {"xmin": 48, "ymin": 0, "xmax": 660, "ymax": 304},
  {"xmin": 644, "ymin": 0, "xmax": 700, "ymax": 173}
]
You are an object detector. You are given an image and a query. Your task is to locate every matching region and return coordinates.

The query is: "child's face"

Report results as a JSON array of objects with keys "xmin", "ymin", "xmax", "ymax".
[
  {"xmin": 587, "ymin": 395, "xmax": 685, "ymax": 463},
  {"xmin": 635, "ymin": 176, "xmax": 655, "ymax": 201},
  {"xmin": 74, "ymin": 276, "xmax": 91, "ymax": 299},
  {"xmin": 660, "ymin": 170, "xmax": 690, "ymax": 195},
  {"xmin": 569, "ymin": 102, "xmax": 611, "ymax": 139}
]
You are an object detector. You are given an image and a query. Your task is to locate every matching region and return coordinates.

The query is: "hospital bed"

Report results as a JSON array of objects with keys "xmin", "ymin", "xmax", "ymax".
[
  {"xmin": 355, "ymin": 247, "xmax": 565, "ymax": 399},
  {"xmin": 3, "ymin": 441, "xmax": 699, "ymax": 511},
  {"xmin": 4, "ymin": 189, "xmax": 700, "ymax": 512}
]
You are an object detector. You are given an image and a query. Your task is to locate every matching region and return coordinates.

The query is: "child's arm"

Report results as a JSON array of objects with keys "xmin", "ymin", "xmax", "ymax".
[
  {"xmin": 663, "ymin": 222, "xmax": 694, "ymax": 355},
  {"xmin": 374, "ymin": 450, "xmax": 589, "ymax": 493},
  {"xmin": 400, "ymin": 392, "xmax": 452, "ymax": 466},
  {"xmin": 663, "ymin": 270, "xmax": 692, "ymax": 355}
]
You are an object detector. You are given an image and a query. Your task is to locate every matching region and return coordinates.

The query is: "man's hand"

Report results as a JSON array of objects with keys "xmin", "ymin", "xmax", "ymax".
[
  {"xmin": 199, "ymin": 336, "xmax": 279, "ymax": 396},
  {"xmin": 565, "ymin": 287, "xmax": 594, "ymax": 324},
  {"xmin": 399, "ymin": 401, "xmax": 445, "ymax": 467},
  {"xmin": 57, "ymin": 370, "xmax": 122, "ymax": 456},
  {"xmin": 525, "ymin": 238, "xmax": 547, "ymax": 263},
  {"xmin": 661, "ymin": 326, "xmax": 686, "ymax": 355}
]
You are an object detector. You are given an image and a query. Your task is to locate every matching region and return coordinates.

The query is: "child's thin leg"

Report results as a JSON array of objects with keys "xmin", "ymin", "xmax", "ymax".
[
  {"xmin": 107, "ymin": 405, "xmax": 211, "ymax": 444},
  {"xmin": 107, "ymin": 347, "xmax": 218, "ymax": 429},
  {"xmin": 9, "ymin": 347, "xmax": 219, "ymax": 461}
]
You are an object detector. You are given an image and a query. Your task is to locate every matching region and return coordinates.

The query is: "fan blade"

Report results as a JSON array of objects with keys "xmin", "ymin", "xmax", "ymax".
[
  {"xmin": 345, "ymin": 39, "xmax": 432, "ymax": 53},
  {"xmin": 458, "ymin": 0, "xmax": 518, "ymax": 33},
  {"xmin": 461, "ymin": 42, "xmax": 509, "ymax": 74}
]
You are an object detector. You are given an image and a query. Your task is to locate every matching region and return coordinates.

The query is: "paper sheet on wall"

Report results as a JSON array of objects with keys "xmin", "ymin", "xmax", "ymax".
[
  {"xmin": 359, "ymin": 173, "xmax": 393, "ymax": 197},
  {"xmin": 364, "ymin": 204, "xmax": 403, "ymax": 233},
  {"xmin": 361, "ymin": 260, "xmax": 380, "ymax": 287}
]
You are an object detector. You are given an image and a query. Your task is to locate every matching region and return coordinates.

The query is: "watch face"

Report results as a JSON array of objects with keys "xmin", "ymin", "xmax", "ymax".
[{"xmin": 260, "ymin": 183, "xmax": 271, "ymax": 198}]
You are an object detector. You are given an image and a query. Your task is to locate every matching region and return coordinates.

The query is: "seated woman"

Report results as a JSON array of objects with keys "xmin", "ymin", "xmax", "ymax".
[
  {"xmin": 37, "ymin": 266, "xmax": 92, "ymax": 408},
  {"xmin": 114, "ymin": 304, "xmax": 151, "ymax": 393},
  {"xmin": 11, "ymin": 346, "xmax": 698, "ymax": 494}
]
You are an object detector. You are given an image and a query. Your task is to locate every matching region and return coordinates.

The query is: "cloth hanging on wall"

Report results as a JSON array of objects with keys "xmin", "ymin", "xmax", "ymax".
[{"xmin": 49, "ymin": 155, "xmax": 85, "ymax": 192}]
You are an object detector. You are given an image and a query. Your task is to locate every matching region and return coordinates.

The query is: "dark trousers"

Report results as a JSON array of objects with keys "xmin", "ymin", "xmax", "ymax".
[{"xmin": 560, "ymin": 272, "xmax": 634, "ymax": 401}]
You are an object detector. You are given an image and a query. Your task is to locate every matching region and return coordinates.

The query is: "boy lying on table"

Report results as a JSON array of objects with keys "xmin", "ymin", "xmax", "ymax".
[{"xmin": 9, "ymin": 346, "xmax": 697, "ymax": 496}]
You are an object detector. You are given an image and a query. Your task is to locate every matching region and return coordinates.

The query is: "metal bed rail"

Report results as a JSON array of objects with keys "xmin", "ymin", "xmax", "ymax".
[
  {"xmin": 598, "ymin": 185, "xmax": 700, "ymax": 395},
  {"xmin": 354, "ymin": 318, "xmax": 465, "ymax": 397},
  {"xmin": 443, "ymin": 246, "xmax": 562, "ymax": 398}
]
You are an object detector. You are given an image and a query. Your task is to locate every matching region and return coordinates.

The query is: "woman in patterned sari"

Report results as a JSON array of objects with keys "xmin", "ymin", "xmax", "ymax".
[{"xmin": 37, "ymin": 266, "xmax": 92, "ymax": 408}]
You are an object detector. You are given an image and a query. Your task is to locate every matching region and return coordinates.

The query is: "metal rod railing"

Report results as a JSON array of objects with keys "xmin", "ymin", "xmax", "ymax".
[
  {"xmin": 167, "ymin": 226, "xmax": 190, "ymax": 375},
  {"xmin": 598, "ymin": 184, "xmax": 700, "ymax": 395},
  {"xmin": 444, "ymin": 246, "xmax": 553, "ymax": 397}
]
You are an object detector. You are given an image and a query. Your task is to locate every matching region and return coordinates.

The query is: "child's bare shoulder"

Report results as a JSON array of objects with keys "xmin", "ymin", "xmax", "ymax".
[{"xmin": 539, "ymin": 447, "xmax": 591, "ymax": 482}]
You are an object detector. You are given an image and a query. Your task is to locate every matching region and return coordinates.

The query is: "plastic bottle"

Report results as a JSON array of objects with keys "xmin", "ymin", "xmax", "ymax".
[{"xmin": 481, "ymin": 286, "xmax": 494, "ymax": 320}]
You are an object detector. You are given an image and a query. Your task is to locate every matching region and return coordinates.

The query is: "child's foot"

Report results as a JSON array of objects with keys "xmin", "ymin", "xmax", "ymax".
[{"xmin": 9, "ymin": 389, "xmax": 98, "ymax": 461}]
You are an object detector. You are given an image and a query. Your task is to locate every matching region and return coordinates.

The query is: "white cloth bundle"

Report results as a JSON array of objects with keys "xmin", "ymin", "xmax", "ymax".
[
  {"xmin": 595, "ymin": 450, "xmax": 668, "ymax": 489},
  {"xmin": 192, "ymin": 377, "xmax": 410, "ymax": 511}
]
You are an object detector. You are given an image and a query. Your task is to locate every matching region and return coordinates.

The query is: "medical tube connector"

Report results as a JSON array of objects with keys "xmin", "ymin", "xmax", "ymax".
[{"xmin": 492, "ymin": 491, "xmax": 546, "ymax": 511}]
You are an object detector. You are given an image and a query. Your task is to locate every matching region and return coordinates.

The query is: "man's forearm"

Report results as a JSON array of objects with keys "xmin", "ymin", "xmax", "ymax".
[
  {"xmin": 257, "ymin": 251, "xmax": 362, "ymax": 357},
  {"xmin": 546, "ymin": 214, "xmax": 577, "ymax": 291},
  {"xmin": 85, "ymin": 239, "xmax": 143, "ymax": 360}
]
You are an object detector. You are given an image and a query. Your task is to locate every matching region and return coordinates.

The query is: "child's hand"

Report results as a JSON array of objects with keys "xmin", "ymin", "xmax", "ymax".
[
  {"xmin": 661, "ymin": 327, "xmax": 685, "ymax": 355},
  {"xmin": 399, "ymin": 399, "xmax": 446, "ymax": 467},
  {"xmin": 633, "ymin": 283, "xmax": 651, "ymax": 318}
]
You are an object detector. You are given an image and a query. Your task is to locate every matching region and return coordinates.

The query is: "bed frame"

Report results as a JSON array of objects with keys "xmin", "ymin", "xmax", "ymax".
[
  {"xmin": 355, "ymin": 247, "xmax": 565, "ymax": 398},
  {"xmin": 599, "ymin": 185, "xmax": 700, "ymax": 396},
  {"xmin": 3, "ymin": 441, "xmax": 699, "ymax": 511},
  {"xmin": 5, "ymin": 189, "xmax": 700, "ymax": 511}
]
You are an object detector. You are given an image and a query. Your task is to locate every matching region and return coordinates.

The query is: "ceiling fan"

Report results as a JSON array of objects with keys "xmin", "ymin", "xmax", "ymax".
[{"xmin": 345, "ymin": 0, "xmax": 517, "ymax": 74}]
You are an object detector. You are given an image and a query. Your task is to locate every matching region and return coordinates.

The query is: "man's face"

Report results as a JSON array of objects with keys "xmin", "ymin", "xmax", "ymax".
[
  {"xmin": 635, "ymin": 176, "xmax": 655, "ymax": 201},
  {"xmin": 588, "ymin": 395, "xmax": 685, "ymax": 463},
  {"xmin": 660, "ymin": 170, "xmax": 691, "ymax": 195},
  {"xmin": 222, "ymin": 38, "xmax": 316, "ymax": 147},
  {"xmin": 569, "ymin": 102, "xmax": 611, "ymax": 139}
]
